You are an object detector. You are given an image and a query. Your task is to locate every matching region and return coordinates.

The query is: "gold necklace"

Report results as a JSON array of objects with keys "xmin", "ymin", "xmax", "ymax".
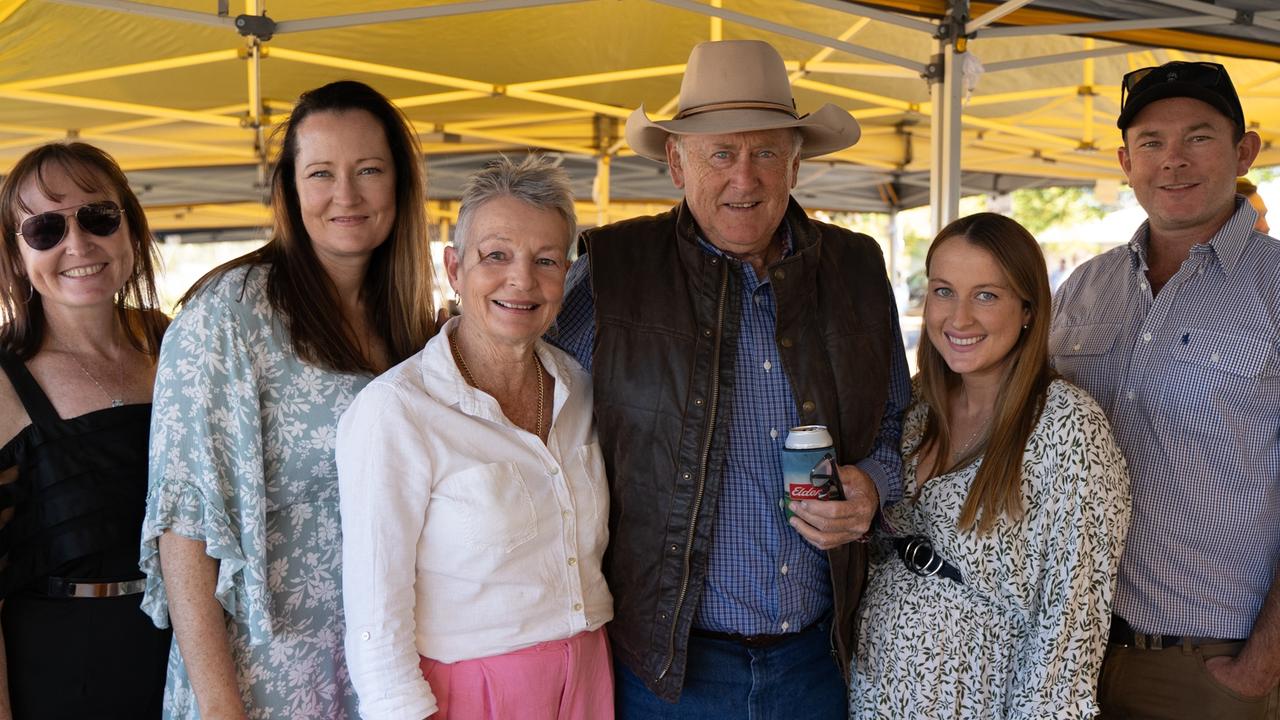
[{"xmin": 449, "ymin": 331, "xmax": 545, "ymax": 438}]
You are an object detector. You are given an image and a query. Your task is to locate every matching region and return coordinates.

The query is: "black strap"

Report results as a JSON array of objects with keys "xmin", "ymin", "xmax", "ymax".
[
  {"xmin": 894, "ymin": 535, "xmax": 964, "ymax": 585},
  {"xmin": 0, "ymin": 351, "xmax": 59, "ymax": 427}
]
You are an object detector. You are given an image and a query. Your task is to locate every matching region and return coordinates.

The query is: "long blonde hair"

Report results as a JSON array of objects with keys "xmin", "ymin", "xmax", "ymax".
[{"xmin": 913, "ymin": 213, "xmax": 1055, "ymax": 533}]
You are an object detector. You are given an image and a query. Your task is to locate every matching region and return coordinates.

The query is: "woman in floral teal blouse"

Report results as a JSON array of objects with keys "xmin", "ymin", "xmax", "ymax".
[{"xmin": 139, "ymin": 80, "xmax": 437, "ymax": 719}]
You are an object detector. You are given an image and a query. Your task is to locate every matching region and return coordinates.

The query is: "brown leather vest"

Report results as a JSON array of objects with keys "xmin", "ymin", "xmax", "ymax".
[{"xmin": 585, "ymin": 198, "xmax": 897, "ymax": 701}]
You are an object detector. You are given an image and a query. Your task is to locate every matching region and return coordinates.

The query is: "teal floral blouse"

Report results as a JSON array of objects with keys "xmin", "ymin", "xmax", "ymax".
[{"xmin": 140, "ymin": 265, "xmax": 367, "ymax": 719}]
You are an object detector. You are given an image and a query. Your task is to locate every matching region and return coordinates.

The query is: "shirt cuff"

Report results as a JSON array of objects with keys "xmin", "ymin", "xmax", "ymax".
[{"xmin": 855, "ymin": 456, "xmax": 901, "ymax": 508}]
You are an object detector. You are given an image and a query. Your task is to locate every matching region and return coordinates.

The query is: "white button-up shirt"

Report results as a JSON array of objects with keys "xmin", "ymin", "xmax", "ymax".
[{"xmin": 338, "ymin": 318, "xmax": 613, "ymax": 720}]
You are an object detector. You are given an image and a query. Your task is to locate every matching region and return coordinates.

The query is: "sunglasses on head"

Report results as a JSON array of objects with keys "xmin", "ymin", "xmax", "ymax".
[
  {"xmin": 1120, "ymin": 62, "xmax": 1226, "ymax": 112},
  {"xmin": 16, "ymin": 200, "xmax": 123, "ymax": 251}
]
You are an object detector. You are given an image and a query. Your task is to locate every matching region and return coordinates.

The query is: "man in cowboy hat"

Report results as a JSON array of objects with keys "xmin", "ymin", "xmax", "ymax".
[
  {"xmin": 1052, "ymin": 60, "xmax": 1279, "ymax": 718},
  {"xmin": 553, "ymin": 39, "xmax": 908, "ymax": 716}
]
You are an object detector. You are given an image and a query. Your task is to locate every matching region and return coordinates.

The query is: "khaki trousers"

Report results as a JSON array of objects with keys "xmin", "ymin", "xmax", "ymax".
[{"xmin": 1099, "ymin": 639, "xmax": 1280, "ymax": 719}]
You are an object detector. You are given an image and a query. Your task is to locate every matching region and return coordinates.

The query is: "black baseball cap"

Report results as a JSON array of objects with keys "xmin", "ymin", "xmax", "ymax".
[{"xmin": 1117, "ymin": 61, "xmax": 1245, "ymax": 132}]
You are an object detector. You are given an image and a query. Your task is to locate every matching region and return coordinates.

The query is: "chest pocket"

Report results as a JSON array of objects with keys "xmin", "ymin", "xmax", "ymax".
[
  {"xmin": 1050, "ymin": 323, "xmax": 1121, "ymax": 358},
  {"xmin": 1173, "ymin": 328, "xmax": 1273, "ymax": 379},
  {"xmin": 434, "ymin": 461, "xmax": 538, "ymax": 554}
]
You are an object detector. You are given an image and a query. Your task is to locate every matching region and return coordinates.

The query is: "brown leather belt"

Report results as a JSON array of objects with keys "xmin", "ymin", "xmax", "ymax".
[{"xmin": 1109, "ymin": 615, "xmax": 1242, "ymax": 649}]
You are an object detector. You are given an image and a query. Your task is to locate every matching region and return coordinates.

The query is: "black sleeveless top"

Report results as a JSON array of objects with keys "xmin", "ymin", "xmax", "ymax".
[{"xmin": 0, "ymin": 351, "xmax": 152, "ymax": 596}]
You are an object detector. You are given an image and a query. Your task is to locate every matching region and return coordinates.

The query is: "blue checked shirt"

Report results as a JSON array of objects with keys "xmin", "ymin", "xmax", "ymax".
[
  {"xmin": 554, "ymin": 221, "xmax": 910, "ymax": 636},
  {"xmin": 1050, "ymin": 198, "xmax": 1280, "ymax": 640}
]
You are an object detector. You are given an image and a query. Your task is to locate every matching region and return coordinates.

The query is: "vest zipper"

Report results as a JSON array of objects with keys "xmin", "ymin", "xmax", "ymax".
[{"xmin": 657, "ymin": 259, "xmax": 729, "ymax": 681}]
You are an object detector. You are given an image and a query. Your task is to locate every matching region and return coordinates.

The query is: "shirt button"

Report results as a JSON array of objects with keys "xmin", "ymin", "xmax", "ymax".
[
  {"xmin": 1072, "ymin": 343, "xmax": 1081, "ymax": 351},
  {"xmin": 781, "ymin": 621, "xmax": 790, "ymax": 631},
  {"xmin": 573, "ymin": 603, "xmax": 583, "ymax": 612},
  {"xmin": 1126, "ymin": 391, "xmax": 1135, "ymax": 400},
  {"xmin": 1140, "ymin": 282, "xmax": 1148, "ymax": 290},
  {"xmin": 568, "ymin": 557, "xmax": 577, "ymax": 566},
  {"xmin": 1211, "ymin": 352, "xmax": 1220, "ymax": 363},
  {"xmin": 763, "ymin": 360, "xmax": 772, "ymax": 371},
  {"xmin": 769, "ymin": 428, "xmax": 778, "ymax": 439},
  {"xmin": 563, "ymin": 510, "xmax": 571, "ymax": 518},
  {"xmin": 802, "ymin": 400, "xmax": 815, "ymax": 414},
  {"xmin": 1142, "ymin": 333, "xmax": 1152, "ymax": 343},
  {"xmin": 361, "ymin": 631, "xmax": 371, "ymax": 641},
  {"xmin": 780, "ymin": 564, "xmax": 789, "ymax": 575},
  {"xmin": 548, "ymin": 467, "xmax": 560, "ymax": 475}
]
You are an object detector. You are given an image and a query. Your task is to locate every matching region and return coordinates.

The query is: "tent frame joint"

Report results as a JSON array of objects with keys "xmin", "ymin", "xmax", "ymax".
[{"xmin": 235, "ymin": 13, "xmax": 276, "ymax": 41}]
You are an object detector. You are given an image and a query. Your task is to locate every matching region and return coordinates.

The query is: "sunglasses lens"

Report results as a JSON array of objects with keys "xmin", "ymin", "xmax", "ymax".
[
  {"xmin": 78, "ymin": 201, "xmax": 122, "ymax": 237},
  {"xmin": 810, "ymin": 457, "xmax": 833, "ymax": 486},
  {"xmin": 1123, "ymin": 67, "xmax": 1153, "ymax": 92},
  {"xmin": 20, "ymin": 212, "xmax": 67, "ymax": 251}
]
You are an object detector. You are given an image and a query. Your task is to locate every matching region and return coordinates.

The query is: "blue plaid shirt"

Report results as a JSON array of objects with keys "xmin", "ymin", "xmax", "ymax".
[
  {"xmin": 1051, "ymin": 198, "xmax": 1280, "ymax": 640},
  {"xmin": 554, "ymin": 221, "xmax": 910, "ymax": 636}
]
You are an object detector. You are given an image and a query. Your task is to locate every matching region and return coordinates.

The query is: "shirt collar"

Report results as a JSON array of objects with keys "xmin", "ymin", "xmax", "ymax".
[
  {"xmin": 422, "ymin": 315, "xmax": 573, "ymax": 419},
  {"xmin": 693, "ymin": 221, "xmax": 795, "ymax": 264},
  {"xmin": 1127, "ymin": 197, "xmax": 1258, "ymax": 277}
]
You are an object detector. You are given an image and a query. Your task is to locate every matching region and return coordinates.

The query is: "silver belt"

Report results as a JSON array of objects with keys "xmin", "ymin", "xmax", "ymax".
[{"xmin": 46, "ymin": 577, "xmax": 146, "ymax": 598}]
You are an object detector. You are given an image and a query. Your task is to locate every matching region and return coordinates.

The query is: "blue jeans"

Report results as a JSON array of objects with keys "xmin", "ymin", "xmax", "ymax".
[{"xmin": 615, "ymin": 620, "xmax": 846, "ymax": 720}]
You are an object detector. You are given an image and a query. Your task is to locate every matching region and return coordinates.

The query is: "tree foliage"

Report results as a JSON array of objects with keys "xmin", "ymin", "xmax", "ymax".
[{"xmin": 1010, "ymin": 186, "xmax": 1107, "ymax": 235}]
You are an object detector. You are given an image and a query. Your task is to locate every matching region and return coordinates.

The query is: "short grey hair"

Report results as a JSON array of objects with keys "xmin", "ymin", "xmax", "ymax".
[{"xmin": 452, "ymin": 154, "xmax": 577, "ymax": 254}]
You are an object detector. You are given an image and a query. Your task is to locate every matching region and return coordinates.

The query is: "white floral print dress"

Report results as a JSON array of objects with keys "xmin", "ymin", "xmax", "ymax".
[
  {"xmin": 140, "ymin": 265, "xmax": 367, "ymax": 719},
  {"xmin": 851, "ymin": 379, "xmax": 1131, "ymax": 720}
]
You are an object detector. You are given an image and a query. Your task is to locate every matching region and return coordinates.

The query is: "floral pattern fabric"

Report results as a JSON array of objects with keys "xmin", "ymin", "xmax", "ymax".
[
  {"xmin": 140, "ymin": 265, "xmax": 367, "ymax": 719},
  {"xmin": 851, "ymin": 379, "xmax": 1131, "ymax": 720}
]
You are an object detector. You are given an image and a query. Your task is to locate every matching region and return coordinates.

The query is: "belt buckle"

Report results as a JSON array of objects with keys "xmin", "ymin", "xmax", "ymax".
[
  {"xmin": 63, "ymin": 579, "xmax": 146, "ymax": 598},
  {"xmin": 902, "ymin": 536, "xmax": 944, "ymax": 578}
]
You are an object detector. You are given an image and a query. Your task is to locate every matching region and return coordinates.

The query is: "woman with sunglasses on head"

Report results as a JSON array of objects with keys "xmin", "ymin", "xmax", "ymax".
[
  {"xmin": 138, "ymin": 80, "xmax": 437, "ymax": 719},
  {"xmin": 849, "ymin": 213, "xmax": 1131, "ymax": 719},
  {"xmin": 0, "ymin": 142, "xmax": 171, "ymax": 717}
]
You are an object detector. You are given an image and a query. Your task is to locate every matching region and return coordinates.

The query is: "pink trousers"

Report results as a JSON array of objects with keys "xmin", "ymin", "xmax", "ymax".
[{"xmin": 418, "ymin": 627, "xmax": 614, "ymax": 720}]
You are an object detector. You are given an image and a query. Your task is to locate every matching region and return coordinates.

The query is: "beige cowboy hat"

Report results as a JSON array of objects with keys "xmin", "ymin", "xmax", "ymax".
[{"xmin": 625, "ymin": 40, "xmax": 861, "ymax": 162}]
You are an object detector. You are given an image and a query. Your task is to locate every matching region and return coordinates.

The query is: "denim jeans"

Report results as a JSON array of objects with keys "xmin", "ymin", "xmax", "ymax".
[{"xmin": 615, "ymin": 619, "xmax": 846, "ymax": 720}]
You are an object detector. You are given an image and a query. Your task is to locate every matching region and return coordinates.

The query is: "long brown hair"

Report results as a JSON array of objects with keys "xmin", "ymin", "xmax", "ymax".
[
  {"xmin": 0, "ymin": 142, "xmax": 166, "ymax": 359},
  {"xmin": 183, "ymin": 80, "xmax": 437, "ymax": 372},
  {"xmin": 913, "ymin": 212, "xmax": 1055, "ymax": 533}
]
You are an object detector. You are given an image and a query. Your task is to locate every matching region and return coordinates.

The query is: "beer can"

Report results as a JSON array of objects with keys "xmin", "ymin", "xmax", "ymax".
[{"xmin": 781, "ymin": 425, "xmax": 844, "ymax": 518}]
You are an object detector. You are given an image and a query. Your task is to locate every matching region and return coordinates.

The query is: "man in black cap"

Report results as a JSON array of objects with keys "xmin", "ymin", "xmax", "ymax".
[{"xmin": 1051, "ymin": 61, "xmax": 1278, "ymax": 718}]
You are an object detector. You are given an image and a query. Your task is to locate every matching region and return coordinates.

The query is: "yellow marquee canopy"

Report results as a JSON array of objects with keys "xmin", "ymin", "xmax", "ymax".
[{"xmin": 1, "ymin": 0, "xmax": 1278, "ymax": 234}]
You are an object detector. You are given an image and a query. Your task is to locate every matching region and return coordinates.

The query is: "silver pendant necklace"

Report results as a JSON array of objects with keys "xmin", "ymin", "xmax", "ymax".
[{"xmin": 67, "ymin": 343, "xmax": 125, "ymax": 409}]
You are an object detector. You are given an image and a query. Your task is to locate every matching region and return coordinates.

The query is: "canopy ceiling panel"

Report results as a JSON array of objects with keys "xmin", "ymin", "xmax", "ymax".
[{"xmin": 0, "ymin": 0, "xmax": 1278, "ymax": 226}]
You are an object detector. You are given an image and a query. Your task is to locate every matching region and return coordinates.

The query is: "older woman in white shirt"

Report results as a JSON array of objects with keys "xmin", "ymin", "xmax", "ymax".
[{"xmin": 337, "ymin": 155, "xmax": 613, "ymax": 720}]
